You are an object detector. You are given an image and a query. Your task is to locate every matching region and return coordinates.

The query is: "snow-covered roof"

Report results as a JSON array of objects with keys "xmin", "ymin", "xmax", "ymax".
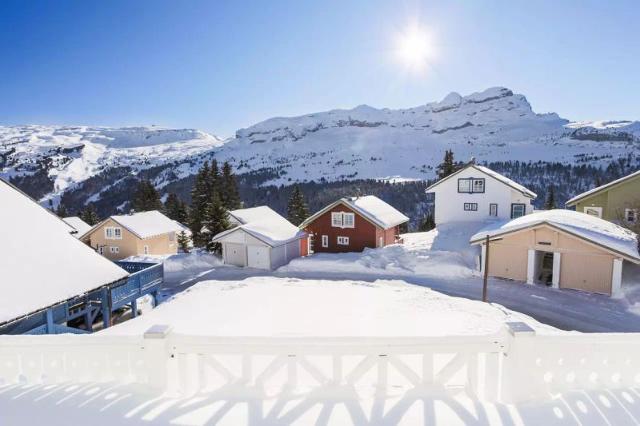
[
  {"xmin": 62, "ymin": 216, "xmax": 92, "ymax": 237},
  {"xmin": 300, "ymin": 195, "xmax": 409, "ymax": 230},
  {"xmin": 85, "ymin": 210, "xmax": 184, "ymax": 240},
  {"xmin": 566, "ymin": 169, "xmax": 640, "ymax": 206},
  {"xmin": 470, "ymin": 209, "xmax": 640, "ymax": 262},
  {"xmin": 0, "ymin": 179, "xmax": 128, "ymax": 325},
  {"xmin": 426, "ymin": 164, "xmax": 537, "ymax": 199},
  {"xmin": 214, "ymin": 206, "xmax": 306, "ymax": 247}
]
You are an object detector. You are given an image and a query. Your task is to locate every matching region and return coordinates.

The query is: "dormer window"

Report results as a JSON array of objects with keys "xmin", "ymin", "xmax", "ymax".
[{"xmin": 458, "ymin": 178, "xmax": 485, "ymax": 193}]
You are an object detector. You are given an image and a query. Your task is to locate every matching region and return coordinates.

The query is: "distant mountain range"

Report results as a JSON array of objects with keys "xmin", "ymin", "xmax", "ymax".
[{"xmin": 1, "ymin": 87, "xmax": 639, "ymax": 217}]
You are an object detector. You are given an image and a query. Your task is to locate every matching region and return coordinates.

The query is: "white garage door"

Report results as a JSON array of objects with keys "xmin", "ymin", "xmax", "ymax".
[
  {"xmin": 225, "ymin": 243, "xmax": 246, "ymax": 267},
  {"xmin": 247, "ymin": 245, "xmax": 270, "ymax": 269}
]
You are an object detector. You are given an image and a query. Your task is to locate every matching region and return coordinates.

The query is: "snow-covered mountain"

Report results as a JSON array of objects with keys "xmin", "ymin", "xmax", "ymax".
[
  {"xmin": 1, "ymin": 87, "xmax": 639, "ymax": 212},
  {"xmin": 216, "ymin": 87, "xmax": 639, "ymax": 185},
  {"xmin": 0, "ymin": 125, "xmax": 223, "ymax": 203}
]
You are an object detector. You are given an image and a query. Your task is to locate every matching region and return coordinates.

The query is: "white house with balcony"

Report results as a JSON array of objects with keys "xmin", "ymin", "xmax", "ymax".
[{"xmin": 426, "ymin": 163, "xmax": 537, "ymax": 226}]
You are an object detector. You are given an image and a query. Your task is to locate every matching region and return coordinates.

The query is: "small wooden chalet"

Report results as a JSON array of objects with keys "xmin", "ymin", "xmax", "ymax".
[
  {"xmin": 300, "ymin": 195, "xmax": 409, "ymax": 253},
  {"xmin": 81, "ymin": 210, "xmax": 184, "ymax": 260}
]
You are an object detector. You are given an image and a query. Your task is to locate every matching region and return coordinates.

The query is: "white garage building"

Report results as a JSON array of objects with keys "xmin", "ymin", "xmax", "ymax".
[{"xmin": 212, "ymin": 206, "xmax": 308, "ymax": 270}]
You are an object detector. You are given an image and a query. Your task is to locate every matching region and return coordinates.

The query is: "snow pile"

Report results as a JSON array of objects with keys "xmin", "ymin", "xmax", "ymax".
[
  {"xmin": 281, "ymin": 224, "xmax": 484, "ymax": 279},
  {"xmin": 0, "ymin": 180, "xmax": 128, "ymax": 324},
  {"xmin": 109, "ymin": 210, "xmax": 185, "ymax": 239},
  {"xmin": 471, "ymin": 209, "xmax": 640, "ymax": 260},
  {"xmin": 104, "ymin": 276, "xmax": 551, "ymax": 336},
  {"xmin": 219, "ymin": 206, "xmax": 306, "ymax": 246}
]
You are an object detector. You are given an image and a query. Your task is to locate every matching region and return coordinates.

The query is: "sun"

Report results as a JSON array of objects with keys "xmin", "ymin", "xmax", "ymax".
[{"xmin": 395, "ymin": 25, "xmax": 433, "ymax": 72}]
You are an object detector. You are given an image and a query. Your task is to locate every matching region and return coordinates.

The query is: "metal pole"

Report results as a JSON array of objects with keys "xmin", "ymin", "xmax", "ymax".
[{"xmin": 482, "ymin": 234, "xmax": 490, "ymax": 302}]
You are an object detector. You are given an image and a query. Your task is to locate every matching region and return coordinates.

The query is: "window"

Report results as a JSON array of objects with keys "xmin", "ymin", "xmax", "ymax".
[
  {"xmin": 144, "ymin": 245, "xmax": 149, "ymax": 254},
  {"xmin": 458, "ymin": 178, "xmax": 485, "ymax": 193},
  {"xmin": 584, "ymin": 207, "xmax": 602, "ymax": 218},
  {"xmin": 331, "ymin": 212, "xmax": 355, "ymax": 228},
  {"xmin": 109, "ymin": 246, "xmax": 119, "ymax": 254},
  {"xmin": 489, "ymin": 203, "xmax": 498, "ymax": 217},
  {"xmin": 626, "ymin": 208, "xmax": 638, "ymax": 223},
  {"xmin": 98, "ymin": 246, "xmax": 104, "ymax": 255},
  {"xmin": 321, "ymin": 235, "xmax": 328, "ymax": 248},
  {"xmin": 464, "ymin": 203, "xmax": 478, "ymax": 211},
  {"xmin": 337, "ymin": 236, "xmax": 349, "ymax": 245},
  {"xmin": 511, "ymin": 203, "xmax": 526, "ymax": 218},
  {"xmin": 105, "ymin": 227, "xmax": 122, "ymax": 240},
  {"xmin": 169, "ymin": 232, "xmax": 175, "ymax": 242}
]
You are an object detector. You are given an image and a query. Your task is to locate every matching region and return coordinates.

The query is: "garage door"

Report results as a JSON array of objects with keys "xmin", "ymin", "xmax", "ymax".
[
  {"xmin": 560, "ymin": 253, "xmax": 612, "ymax": 295},
  {"xmin": 225, "ymin": 243, "xmax": 246, "ymax": 267},
  {"xmin": 247, "ymin": 245, "xmax": 270, "ymax": 269}
]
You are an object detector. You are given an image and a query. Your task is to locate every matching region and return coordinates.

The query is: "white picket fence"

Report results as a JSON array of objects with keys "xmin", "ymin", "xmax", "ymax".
[{"xmin": 1, "ymin": 323, "xmax": 640, "ymax": 404}]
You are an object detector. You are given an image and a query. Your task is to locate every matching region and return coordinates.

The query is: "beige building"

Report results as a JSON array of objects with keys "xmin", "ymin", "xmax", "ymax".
[
  {"xmin": 470, "ymin": 210, "xmax": 640, "ymax": 296},
  {"xmin": 565, "ymin": 169, "xmax": 640, "ymax": 224},
  {"xmin": 80, "ymin": 210, "xmax": 184, "ymax": 260}
]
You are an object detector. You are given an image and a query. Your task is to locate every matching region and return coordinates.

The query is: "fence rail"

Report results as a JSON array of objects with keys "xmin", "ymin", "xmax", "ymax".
[{"xmin": 1, "ymin": 323, "xmax": 640, "ymax": 404}]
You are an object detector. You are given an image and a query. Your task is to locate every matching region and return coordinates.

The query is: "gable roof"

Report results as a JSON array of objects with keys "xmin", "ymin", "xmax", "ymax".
[
  {"xmin": 300, "ymin": 195, "xmax": 409, "ymax": 230},
  {"xmin": 0, "ymin": 179, "xmax": 128, "ymax": 325},
  {"xmin": 425, "ymin": 164, "xmax": 537, "ymax": 199},
  {"xmin": 470, "ymin": 209, "xmax": 640, "ymax": 263},
  {"xmin": 213, "ymin": 206, "xmax": 306, "ymax": 247},
  {"xmin": 82, "ymin": 210, "xmax": 183, "ymax": 240},
  {"xmin": 63, "ymin": 216, "xmax": 92, "ymax": 236},
  {"xmin": 565, "ymin": 169, "xmax": 640, "ymax": 206}
]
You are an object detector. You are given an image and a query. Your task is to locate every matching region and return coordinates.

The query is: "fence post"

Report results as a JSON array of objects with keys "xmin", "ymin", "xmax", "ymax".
[
  {"xmin": 143, "ymin": 324, "xmax": 172, "ymax": 391},
  {"xmin": 501, "ymin": 322, "xmax": 536, "ymax": 403}
]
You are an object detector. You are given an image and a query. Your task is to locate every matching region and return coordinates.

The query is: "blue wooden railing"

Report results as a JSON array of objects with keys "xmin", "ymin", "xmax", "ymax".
[{"xmin": 111, "ymin": 261, "xmax": 164, "ymax": 309}]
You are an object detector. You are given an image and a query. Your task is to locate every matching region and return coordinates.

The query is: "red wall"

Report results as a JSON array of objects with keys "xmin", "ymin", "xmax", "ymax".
[{"xmin": 304, "ymin": 203, "xmax": 399, "ymax": 253}]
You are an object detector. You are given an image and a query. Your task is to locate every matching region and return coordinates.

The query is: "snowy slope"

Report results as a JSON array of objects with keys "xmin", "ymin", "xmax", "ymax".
[
  {"xmin": 1, "ymin": 87, "xmax": 639, "ymax": 208},
  {"xmin": 0, "ymin": 125, "xmax": 224, "ymax": 204},
  {"xmin": 215, "ymin": 87, "xmax": 640, "ymax": 185}
]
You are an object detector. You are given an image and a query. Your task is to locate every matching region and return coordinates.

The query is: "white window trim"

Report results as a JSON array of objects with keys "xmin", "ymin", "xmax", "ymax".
[
  {"xmin": 109, "ymin": 246, "xmax": 119, "ymax": 254},
  {"xmin": 331, "ymin": 212, "xmax": 355, "ymax": 229},
  {"xmin": 321, "ymin": 235, "xmax": 328, "ymax": 248},
  {"xmin": 98, "ymin": 246, "xmax": 104, "ymax": 255},
  {"xmin": 337, "ymin": 236, "xmax": 349, "ymax": 246},
  {"xmin": 625, "ymin": 208, "xmax": 638, "ymax": 223},
  {"xmin": 105, "ymin": 226, "xmax": 123, "ymax": 240},
  {"xmin": 144, "ymin": 245, "xmax": 149, "ymax": 255}
]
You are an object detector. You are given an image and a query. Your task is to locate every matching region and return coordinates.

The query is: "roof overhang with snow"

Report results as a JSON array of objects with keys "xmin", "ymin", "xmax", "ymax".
[
  {"xmin": 565, "ymin": 169, "xmax": 640, "ymax": 206},
  {"xmin": 425, "ymin": 164, "xmax": 537, "ymax": 199},
  {"xmin": 470, "ymin": 215, "xmax": 640, "ymax": 264},
  {"xmin": 299, "ymin": 196, "xmax": 409, "ymax": 230},
  {"xmin": 80, "ymin": 210, "xmax": 184, "ymax": 240}
]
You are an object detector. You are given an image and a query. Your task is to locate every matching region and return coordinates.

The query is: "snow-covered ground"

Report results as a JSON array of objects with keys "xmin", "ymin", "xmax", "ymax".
[{"xmin": 104, "ymin": 277, "xmax": 557, "ymax": 336}]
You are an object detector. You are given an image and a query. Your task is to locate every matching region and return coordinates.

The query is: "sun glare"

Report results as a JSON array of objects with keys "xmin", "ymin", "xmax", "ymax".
[{"xmin": 395, "ymin": 25, "xmax": 433, "ymax": 72}]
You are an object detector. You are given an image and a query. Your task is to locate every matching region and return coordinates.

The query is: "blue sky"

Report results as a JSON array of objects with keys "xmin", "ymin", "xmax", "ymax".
[{"xmin": 1, "ymin": 0, "xmax": 639, "ymax": 136}]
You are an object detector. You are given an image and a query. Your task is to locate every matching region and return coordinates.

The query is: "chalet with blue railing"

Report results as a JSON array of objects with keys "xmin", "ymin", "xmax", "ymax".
[{"xmin": 0, "ymin": 178, "xmax": 165, "ymax": 335}]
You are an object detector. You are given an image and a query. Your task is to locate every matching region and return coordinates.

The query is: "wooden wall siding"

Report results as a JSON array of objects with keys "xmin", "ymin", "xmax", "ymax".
[
  {"xmin": 560, "ymin": 252, "xmax": 613, "ymax": 295},
  {"xmin": 488, "ymin": 243, "xmax": 529, "ymax": 282},
  {"xmin": 304, "ymin": 204, "xmax": 378, "ymax": 253},
  {"xmin": 574, "ymin": 172, "xmax": 640, "ymax": 221}
]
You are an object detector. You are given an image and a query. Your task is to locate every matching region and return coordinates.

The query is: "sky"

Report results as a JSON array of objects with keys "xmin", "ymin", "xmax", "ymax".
[{"xmin": 1, "ymin": 0, "xmax": 639, "ymax": 137}]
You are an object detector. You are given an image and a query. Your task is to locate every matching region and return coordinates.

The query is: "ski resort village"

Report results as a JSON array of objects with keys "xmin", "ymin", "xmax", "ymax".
[{"xmin": 3, "ymin": 2, "xmax": 640, "ymax": 425}]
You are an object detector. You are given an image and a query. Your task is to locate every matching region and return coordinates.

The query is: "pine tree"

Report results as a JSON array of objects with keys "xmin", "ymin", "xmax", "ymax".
[
  {"xmin": 131, "ymin": 180, "xmax": 163, "ymax": 212},
  {"xmin": 55, "ymin": 202, "xmax": 68, "ymax": 218},
  {"xmin": 177, "ymin": 230, "xmax": 191, "ymax": 253},
  {"xmin": 220, "ymin": 161, "xmax": 241, "ymax": 210},
  {"xmin": 201, "ymin": 193, "xmax": 230, "ymax": 253},
  {"xmin": 164, "ymin": 193, "xmax": 188, "ymax": 223},
  {"xmin": 436, "ymin": 150, "xmax": 460, "ymax": 179},
  {"xmin": 80, "ymin": 204, "xmax": 100, "ymax": 226},
  {"xmin": 189, "ymin": 162, "xmax": 211, "ymax": 247},
  {"xmin": 544, "ymin": 185, "xmax": 556, "ymax": 210},
  {"xmin": 419, "ymin": 212, "xmax": 436, "ymax": 232},
  {"xmin": 287, "ymin": 185, "xmax": 309, "ymax": 226}
]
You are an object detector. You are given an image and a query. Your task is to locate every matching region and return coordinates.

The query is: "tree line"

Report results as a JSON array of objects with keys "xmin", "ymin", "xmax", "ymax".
[{"xmin": 54, "ymin": 159, "xmax": 312, "ymax": 254}]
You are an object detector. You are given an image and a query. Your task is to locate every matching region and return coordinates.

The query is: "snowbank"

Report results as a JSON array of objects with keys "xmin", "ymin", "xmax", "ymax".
[{"xmin": 103, "ymin": 276, "xmax": 553, "ymax": 337}]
